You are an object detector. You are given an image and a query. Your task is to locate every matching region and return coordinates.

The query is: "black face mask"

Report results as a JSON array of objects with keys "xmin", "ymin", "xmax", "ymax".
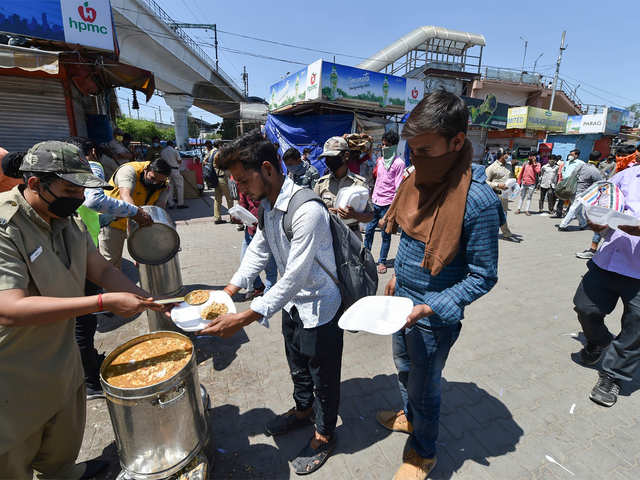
[
  {"xmin": 325, "ymin": 156, "xmax": 344, "ymax": 173},
  {"xmin": 141, "ymin": 172, "xmax": 163, "ymax": 191},
  {"xmin": 40, "ymin": 186, "xmax": 84, "ymax": 218}
]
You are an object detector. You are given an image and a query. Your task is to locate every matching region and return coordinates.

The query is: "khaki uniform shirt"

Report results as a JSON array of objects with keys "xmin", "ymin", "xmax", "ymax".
[
  {"xmin": 314, "ymin": 171, "xmax": 373, "ymax": 229},
  {"xmin": 485, "ymin": 160, "xmax": 512, "ymax": 192},
  {"xmin": 0, "ymin": 186, "xmax": 91, "ymax": 453}
]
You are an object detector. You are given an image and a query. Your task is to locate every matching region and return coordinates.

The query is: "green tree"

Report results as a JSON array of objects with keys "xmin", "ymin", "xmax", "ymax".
[
  {"xmin": 220, "ymin": 118, "xmax": 238, "ymax": 140},
  {"xmin": 187, "ymin": 115, "xmax": 200, "ymax": 139},
  {"xmin": 627, "ymin": 104, "xmax": 640, "ymax": 127},
  {"xmin": 116, "ymin": 117, "xmax": 174, "ymax": 143}
]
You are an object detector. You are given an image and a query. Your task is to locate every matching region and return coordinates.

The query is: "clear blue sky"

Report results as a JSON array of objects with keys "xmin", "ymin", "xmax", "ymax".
[{"xmin": 118, "ymin": 0, "xmax": 639, "ymax": 125}]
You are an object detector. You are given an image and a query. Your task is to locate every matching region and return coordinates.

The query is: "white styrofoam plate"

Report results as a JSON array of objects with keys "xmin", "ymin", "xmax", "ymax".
[
  {"xmin": 170, "ymin": 290, "xmax": 236, "ymax": 332},
  {"xmin": 338, "ymin": 296, "xmax": 413, "ymax": 335}
]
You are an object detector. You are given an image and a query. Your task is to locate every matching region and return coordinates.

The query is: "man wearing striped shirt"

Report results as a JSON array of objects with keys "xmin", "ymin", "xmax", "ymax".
[{"xmin": 375, "ymin": 91, "xmax": 503, "ymax": 480}]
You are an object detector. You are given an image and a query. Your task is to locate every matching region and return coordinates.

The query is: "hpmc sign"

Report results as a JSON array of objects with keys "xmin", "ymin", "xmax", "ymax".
[{"xmin": 61, "ymin": 0, "xmax": 115, "ymax": 51}]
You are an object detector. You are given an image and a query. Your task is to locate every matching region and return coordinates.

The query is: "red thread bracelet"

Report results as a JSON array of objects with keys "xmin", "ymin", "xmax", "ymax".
[{"xmin": 97, "ymin": 294, "xmax": 103, "ymax": 312}]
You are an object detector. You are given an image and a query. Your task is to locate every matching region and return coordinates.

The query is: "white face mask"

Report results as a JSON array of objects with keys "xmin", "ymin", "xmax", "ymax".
[{"xmin": 567, "ymin": 155, "xmax": 575, "ymax": 161}]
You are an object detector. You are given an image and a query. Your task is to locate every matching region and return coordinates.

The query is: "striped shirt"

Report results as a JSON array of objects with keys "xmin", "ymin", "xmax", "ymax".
[{"xmin": 394, "ymin": 165, "xmax": 503, "ymax": 327}]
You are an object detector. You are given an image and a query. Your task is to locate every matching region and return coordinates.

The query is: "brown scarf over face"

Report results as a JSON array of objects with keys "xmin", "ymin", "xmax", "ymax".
[{"xmin": 383, "ymin": 139, "xmax": 473, "ymax": 276}]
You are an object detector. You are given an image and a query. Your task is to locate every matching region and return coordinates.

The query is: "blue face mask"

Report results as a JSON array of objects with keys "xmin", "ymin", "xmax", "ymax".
[
  {"xmin": 289, "ymin": 164, "xmax": 306, "ymax": 176},
  {"xmin": 152, "ymin": 142, "xmax": 160, "ymax": 148}
]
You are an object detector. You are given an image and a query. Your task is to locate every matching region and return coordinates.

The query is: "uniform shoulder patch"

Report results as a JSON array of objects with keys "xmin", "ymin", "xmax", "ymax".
[{"xmin": 0, "ymin": 194, "xmax": 20, "ymax": 226}]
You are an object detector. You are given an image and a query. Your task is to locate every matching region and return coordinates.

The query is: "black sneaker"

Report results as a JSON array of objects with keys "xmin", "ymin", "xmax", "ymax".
[
  {"xmin": 576, "ymin": 249, "xmax": 596, "ymax": 259},
  {"xmin": 589, "ymin": 372, "xmax": 620, "ymax": 407},
  {"xmin": 579, "ymin": 342, "xmax": 609, "ymax": 365},
  {"xmin": 86, "ymin": 384, "xmax": 105, "ymax": 400}
]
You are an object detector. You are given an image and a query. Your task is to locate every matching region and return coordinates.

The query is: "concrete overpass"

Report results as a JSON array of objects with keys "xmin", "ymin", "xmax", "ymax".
[{"xmin": 111, "ymin": 0, "xmax": 248, "ymax": 146}]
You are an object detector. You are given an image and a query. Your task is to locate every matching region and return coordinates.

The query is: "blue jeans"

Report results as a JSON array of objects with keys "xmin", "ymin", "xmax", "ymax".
[
  {"xmin": 364, "ymin": 204, "xmax": 391, "ymax": 264},
  {"xmin": 392, "ymin": 322, "xmax": 462, "ymax": 458},
  {"xmin": 241, "ymin": 230, "xmax": 277, "ymax": 291}
]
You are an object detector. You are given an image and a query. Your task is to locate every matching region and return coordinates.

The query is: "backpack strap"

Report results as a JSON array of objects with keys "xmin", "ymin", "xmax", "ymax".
[
  {"xmin": 282, "ymin": 188, "xmax": 325, "ymax": 241},
  {"xmin": 258, "ymin": 204, "xmax": 265, "ymax": 231},
  {"xmin": 282, "ymin": 188, "xmax": 340, "ymax": 286}
]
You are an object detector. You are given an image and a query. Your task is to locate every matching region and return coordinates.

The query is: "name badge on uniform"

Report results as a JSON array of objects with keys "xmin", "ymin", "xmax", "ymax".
[{"xmin": 29, "ymin": 246, "xmax": 43, "ymax": 263}]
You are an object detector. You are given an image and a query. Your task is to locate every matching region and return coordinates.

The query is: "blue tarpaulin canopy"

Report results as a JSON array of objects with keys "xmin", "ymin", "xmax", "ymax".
[{"xmin": 264, "ymin": 113, "xmax": 354, "ymax": 174}]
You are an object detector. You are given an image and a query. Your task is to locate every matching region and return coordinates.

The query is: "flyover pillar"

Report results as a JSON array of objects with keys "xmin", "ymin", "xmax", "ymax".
[{"xmin": 164, "ymin": 94, "xmax": 193, "ymax": 150}]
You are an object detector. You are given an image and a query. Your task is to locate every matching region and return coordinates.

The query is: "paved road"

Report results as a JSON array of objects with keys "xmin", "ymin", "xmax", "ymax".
[{"xmin": 79, "ymin": 192, "xmax": 640, "ymax": 479}]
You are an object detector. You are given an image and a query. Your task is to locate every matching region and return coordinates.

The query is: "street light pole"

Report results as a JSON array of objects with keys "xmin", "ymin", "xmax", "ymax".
[
  {"xmin": 533, "ymin": 53, "xmax": 544, "ymax": 72},
  {"xmin": 519, "ymin": 36, "xmax": 528, "ymax": 72},
  {"xmin": 549, "ymin": 31, "xmax": 567, "ymax": 112}
]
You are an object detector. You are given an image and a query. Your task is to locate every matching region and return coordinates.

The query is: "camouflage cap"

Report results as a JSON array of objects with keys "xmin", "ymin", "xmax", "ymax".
[
  {"xmin": 21, "ymin": 141, "xmax": 112, "ymax": 189},
  {"xmin": 318, "ymin": 136, "xmax": 349, "ymax": 158}
]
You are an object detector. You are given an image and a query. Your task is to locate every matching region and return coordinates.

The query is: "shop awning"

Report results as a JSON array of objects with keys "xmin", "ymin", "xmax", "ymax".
[
  {"xmin": 0, "ymin": 45, "xmax": 155, "ymax": 101},
  {"xmin": 0, "ymin": 44, "xmax": 59, "ymax": 75}
]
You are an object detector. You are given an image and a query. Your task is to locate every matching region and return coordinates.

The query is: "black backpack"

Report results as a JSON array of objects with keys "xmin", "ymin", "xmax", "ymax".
[{"xmin": 259, "ymin": 188, "xmax": 378, "ymax": 308}]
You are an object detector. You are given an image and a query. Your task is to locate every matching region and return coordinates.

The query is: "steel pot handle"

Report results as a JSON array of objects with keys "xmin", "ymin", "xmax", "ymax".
[{"xmin": 157, "ymin": 385, "xmax": 185, "ymax": 408}]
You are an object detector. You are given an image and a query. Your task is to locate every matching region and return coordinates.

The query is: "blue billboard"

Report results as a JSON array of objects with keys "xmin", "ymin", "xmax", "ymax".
[{"xmin": 0, "ymin": 1, "xmax": 65, "ymax": 42}]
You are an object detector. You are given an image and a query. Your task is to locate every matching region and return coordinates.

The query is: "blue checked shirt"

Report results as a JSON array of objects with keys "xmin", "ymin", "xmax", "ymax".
[{"xmin": 394, "ymin": 165, "xmax": 503, "ymax": 327}]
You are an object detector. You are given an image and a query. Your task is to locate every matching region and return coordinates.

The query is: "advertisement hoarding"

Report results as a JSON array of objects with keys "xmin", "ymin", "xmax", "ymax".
[
  {"xmin": 1, "ymin": 0, "xmax": 116, "ymax": 52},
  {"xmin": 320, "ymin": 62, "xmax": 406, "ymax": 113},
  {"xmin": 463, "ymin": 94, "xmax": 509, "ymax": 129},
  {"xmin": 269, "ymin": 60, "xmax": 411, "ymax": 114},
  {"xmin": 564, "ymin": 107, "xmax": 626, "ymax": 135},
  {"xmin": 268, "ymin": 65, "xmax": 308, "ymax": 111},
  {"xmin": 507, "ymin": 106, "xmax": 567, "ymax": 132}
]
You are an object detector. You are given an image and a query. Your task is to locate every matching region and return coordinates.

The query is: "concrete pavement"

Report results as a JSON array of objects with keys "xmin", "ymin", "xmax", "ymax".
[{"xmin": 79, "ymin": 191, "xmax": 640, "ymax": 479}]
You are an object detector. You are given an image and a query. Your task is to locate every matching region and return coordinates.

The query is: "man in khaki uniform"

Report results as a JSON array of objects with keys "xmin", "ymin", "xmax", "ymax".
[
  {"xmin": 213, "ymin": 150, "xmax": 235, "ymax": 224},
  {"xmin": 161, "ymin": 140, "xmax": 187, "ymax": 209},
  {"xmin": 0, "ymin": 141, "xmax": 164, "ymax": 479},
  {"xmin": 314, "ymin": 137, "xmax": 374, "ymax": 239},
  {"xmin": 485, "ymin": 149, "xmax": 516, "ymax": 240}
]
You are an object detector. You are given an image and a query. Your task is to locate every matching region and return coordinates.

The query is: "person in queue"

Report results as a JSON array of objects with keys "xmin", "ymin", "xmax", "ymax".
[
  {"xmin": 98, "ymin": 156, "xmax": 170, "ymax": 269},
  {"xmin": 0, "ymin": 141, "xmax": 165, "ymax": 479},
  {"xmin": 364, "ymin": 130, "xmax": 406, "ymax": 274},
  {"xmin": 144, "ymin": 135, "xmax": 164, "ymax": 162},
  {"xmin": 99, "ymin": 128, "xmax": 134, "ymax": 181},
  {"xmin": 375, "ymin": 91, "xmax": 502, "ymax": 480},
  {"xmin": 213, "ymin": 147, "xmax": 236, "ymax": 224},
  {"xmin": 283, "ymin": 147, "xmax": 320, "ymax": 189},
  {"xmin": 161, "ymin": 140, "xmax": 188, "ymax": 209},
  {"xmin": 314, "ymin": 136, "xmax": 374, "ymax": 238},
  {"xmin": 485, "ymin": 148, "xmax": 516, "ymax": 241},
  {"xmin": 573, "ymin": 162, "xmax": 640, "ymax": 407},
  {"xmin": 0, "ymin": 148, "xmax": 25, "ymax": 193},
  {"xmin": 200, "ymin": 131, "xmax": 343, "ymax": 475}
]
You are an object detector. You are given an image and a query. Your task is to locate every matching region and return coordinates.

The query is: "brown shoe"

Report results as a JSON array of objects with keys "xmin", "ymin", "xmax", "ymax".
[
  {"xmin": 376, "ymin": 409, "xmax": 413, "ymax": 434},
  {"xmin": 393, "ymin": 449, "xmax": 437, "ymax": 480}
]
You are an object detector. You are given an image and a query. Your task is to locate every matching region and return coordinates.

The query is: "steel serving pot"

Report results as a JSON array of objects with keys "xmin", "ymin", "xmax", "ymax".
[
  {"xmin": 100, "ymin": 332, "xmax": 208, "ymax": 480},
  {"xmin": 127, "ymin": 206, "xmax": 180, "ymax": 265}
]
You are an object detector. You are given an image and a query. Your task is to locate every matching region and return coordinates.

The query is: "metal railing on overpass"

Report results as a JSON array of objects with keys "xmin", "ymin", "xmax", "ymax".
[
  {"xmin": 481, "ymin": 66, "xmax": 584, "ymax": 112},
  {"xmin": 136, "ymin": 0, "xmax": 243, "ymax": 96}
]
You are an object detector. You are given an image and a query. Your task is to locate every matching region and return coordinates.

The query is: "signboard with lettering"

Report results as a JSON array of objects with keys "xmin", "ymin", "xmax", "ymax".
[
  {"xmin": 564, "ymin": 107, "xmax": 627, "ymax": 135},
  {"xmin": 507, "ymin": 106, "xmax": 568, "ymax": 132},
  {"xmin": 1, "ymin": 0, "xmax": 116, "ymax": 52}
]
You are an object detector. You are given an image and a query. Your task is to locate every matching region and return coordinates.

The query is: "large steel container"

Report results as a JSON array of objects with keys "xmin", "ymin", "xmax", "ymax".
[
  {"xmin": 100, "ymin": 332, "xmax": 208, "ymax": 480},
  {"xmin": 127, "ymin": 206, "xmax": 180, "ymax": 265},
  {"xmin": 139, "ymin": 257, "xmax": 183, "ymax": 332}
]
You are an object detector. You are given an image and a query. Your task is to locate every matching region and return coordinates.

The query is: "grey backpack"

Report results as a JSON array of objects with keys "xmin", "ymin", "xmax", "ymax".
[{"xmin": 259, "ymin": 188, "xmax": 378, "ymax": 308}]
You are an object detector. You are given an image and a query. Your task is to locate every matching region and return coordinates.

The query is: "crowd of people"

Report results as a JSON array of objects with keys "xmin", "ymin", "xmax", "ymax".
[{"xmin": 0, "ymin": 90, "xmax": 639, "ymax": 480}]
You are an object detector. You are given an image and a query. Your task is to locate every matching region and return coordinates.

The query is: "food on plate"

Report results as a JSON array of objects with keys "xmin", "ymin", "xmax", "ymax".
[
  {"xmin": 200, "ymin": 302, "xmax": 229, "ymax": 321},
  {"xmin": 103, "ymin": 336, "xmax": 192, "ymax": 388},
  {"xmin": 185, "ymin": 289, "xmax": 209, "ymax": 305}
]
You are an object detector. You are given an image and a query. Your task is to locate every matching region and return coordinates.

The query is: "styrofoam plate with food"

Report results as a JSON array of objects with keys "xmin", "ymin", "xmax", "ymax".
[
  {"xmin": 338, "ymin": 296, "xmax": 413, "ymax": 335},
  {"xmin": 170, "ymin": 290, "xmax": 236, "ymax": 332}
]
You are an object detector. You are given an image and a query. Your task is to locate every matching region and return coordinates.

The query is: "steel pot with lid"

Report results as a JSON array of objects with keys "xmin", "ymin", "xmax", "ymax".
[
  {"xmin": 100, "ymin": 331, "xmax": 208, "ymax": 480},
  {"xmin": 127, "ymin": 206, "xmax": 180, "ymax": 265}
]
